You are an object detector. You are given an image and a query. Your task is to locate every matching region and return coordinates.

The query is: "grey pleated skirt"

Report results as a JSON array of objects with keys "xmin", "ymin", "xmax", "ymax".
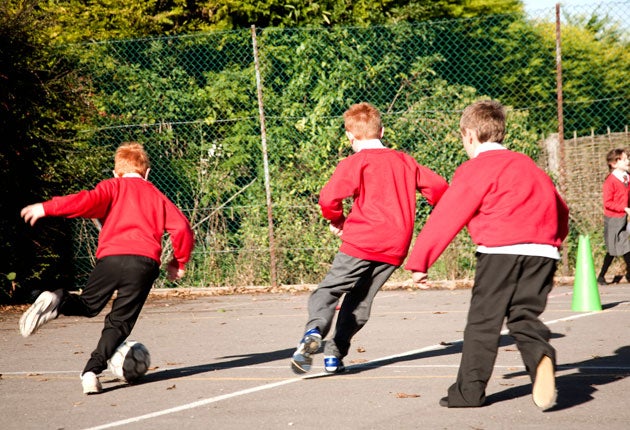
[{"xmin": 604, "ymin": 215, "xmax": 630, "ymax": 256}]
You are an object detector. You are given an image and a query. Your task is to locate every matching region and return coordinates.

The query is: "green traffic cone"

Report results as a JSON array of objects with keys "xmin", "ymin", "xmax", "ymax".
[{"xmin": 572, "ymin": 235, "xmax": 602, "ymax": 312}]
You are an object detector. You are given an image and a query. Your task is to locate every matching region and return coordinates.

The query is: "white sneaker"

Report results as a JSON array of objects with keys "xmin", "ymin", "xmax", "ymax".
[
  {"xmin": 290, "ymin": 328, "xmax": 322, "ymax": 374},
  {"xmin": 19, "ymin": 290, "xmax": 63, "ymax": 337},
  {"xmin": 81, "ymin": 372, "xmax": 102, "ymax": 394}
]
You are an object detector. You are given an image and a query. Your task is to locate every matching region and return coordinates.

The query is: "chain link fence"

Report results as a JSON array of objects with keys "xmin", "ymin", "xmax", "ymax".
[{"xmin": 63, "ymin": 2, "xmax": 629, "ymax": 289}]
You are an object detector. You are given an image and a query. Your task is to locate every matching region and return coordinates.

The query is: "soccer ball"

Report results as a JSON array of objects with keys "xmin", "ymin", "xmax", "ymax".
[{"xmin": 108, "ymin": 340, "xmax": 151, "ymax": 382}]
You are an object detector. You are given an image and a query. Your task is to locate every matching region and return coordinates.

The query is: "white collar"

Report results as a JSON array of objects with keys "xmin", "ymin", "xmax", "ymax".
[
  {"xmin": 473, "ymin": 142, "xmax": 506, "ymax": 158},
  {"xmin": 354, "ymin": 139, "xmax": 385, "ymax": 152},
  {"xmin": 122, "ymin": 173, "xmax": 144, "ymax": 179},
  {"xmin": 612, "ymin": 169, "xmax": 629, "ymax": 183}
]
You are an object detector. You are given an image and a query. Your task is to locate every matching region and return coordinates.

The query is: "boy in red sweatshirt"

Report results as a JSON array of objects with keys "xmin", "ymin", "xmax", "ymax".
[
  {"xmin": 405, "ymin": 100, "xmax": 569, "ymax": 410},
  {"xmin": 19, "ymin": 142, "xmax": 194, "ymax": 394},
  {"xmin": 290, "ymin": 102, "xmax": 448, "ymax": 374}
]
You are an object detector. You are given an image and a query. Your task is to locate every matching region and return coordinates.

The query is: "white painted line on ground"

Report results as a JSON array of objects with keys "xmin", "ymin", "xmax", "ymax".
[
  {"xmin": 1, "ymin": 370, "xmax": 79, "ymax": 375},
  {"xmin": 81, "ymin": 308, "xmax": 617, "ymax": 430}
]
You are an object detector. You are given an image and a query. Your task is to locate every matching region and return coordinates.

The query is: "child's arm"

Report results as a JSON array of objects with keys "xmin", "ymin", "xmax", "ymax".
[
  {"xmin": 20, "ymin": 203, "xmax": 46, "ymax": 226},
  {"xmin": 164, "ymin": 199, "xmax": 195, "ymax": 278},
  {"xmin": 166, "ymin": 258, "xmax": 185, "ymax": 281},
  {"xmin": 329, "ymin": 222, "xmax": 343, "ymax": 237},
  {"xmin": 411, "ymin": 271, "xmax": 430, "ymax": 290}
]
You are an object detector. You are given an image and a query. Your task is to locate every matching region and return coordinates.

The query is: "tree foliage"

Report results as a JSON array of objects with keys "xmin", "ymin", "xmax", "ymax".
[
  {"xmin": 0, "ymin": 0, "xmax": 109, "ymax": 302},
  {"xmin": 2, "ymin": 0, "xmax": 627, "ymax": 299},
  {"xmin": 35, "ymin": 0, "xmax": 524, "ymax": 42}
]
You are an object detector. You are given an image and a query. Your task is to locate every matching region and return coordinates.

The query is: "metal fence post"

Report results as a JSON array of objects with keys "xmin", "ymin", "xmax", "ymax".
[
  {"xmin": 555, "ymin": 3, "xmax": 569, "ymax": 275},
  {"xmin": 251, "ymin": 25, "xmax": 278, "ymax": 287}
]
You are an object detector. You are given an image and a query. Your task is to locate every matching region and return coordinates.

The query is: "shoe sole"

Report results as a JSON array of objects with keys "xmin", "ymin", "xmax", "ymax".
[
  {"xmin": 290, "ymin": 333, "xmax": 321, "ymax": 374},
  {"xmin": 83, "ymin": 386, "xmax": 103, "ymax": 395},
  {"xmin": 532, "ymin": 355, "xmax": 556, "ymax": 410},
  {"xmin": 302, "ymin": 334, "xmax": 321, "ymax": 354},
  {"xmin": 290, "ymin": 356, "xmax": 311, "ymax": 374},
  {"xmin": 19, "ymin": 292, "xmax": 59, "ymax": 337}
]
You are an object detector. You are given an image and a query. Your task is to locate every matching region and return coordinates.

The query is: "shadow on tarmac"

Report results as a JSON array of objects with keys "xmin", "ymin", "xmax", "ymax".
[
  {"xmin": 109, "ymin": 300, "xmax": 629, "ymax": 404},
  {"xmin": 127, "ymin": 347, "xmax": 295, "ymax": 388},
  {"xmin": 487, "ymin": 300, "xmax": 630, "ymax": 410},
  {"xmin": 490, "ymin": 345, "xmax": 630, "ymax": 411}
]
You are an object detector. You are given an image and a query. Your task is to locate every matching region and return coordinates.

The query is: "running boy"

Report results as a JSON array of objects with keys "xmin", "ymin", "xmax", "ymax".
[
  {"xmin": 405, "ymin": 100, "xmax": 569, "ymax": 410},
  {"xmin": 291, "ymin": 102, "xmax": 448, "ymax": 374},
  {"xmin": 19, "ymin": 142, "xmax": 194, "ymax": 394},
  {"xmin": 596, "ymin": 148, "xmax": 630, "ymax": 285}
]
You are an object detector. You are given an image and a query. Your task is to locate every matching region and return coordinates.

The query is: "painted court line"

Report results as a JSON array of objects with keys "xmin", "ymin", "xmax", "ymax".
[{"xmin": 82, "ymin": 309, "xmax": 612, "ymax": 430}]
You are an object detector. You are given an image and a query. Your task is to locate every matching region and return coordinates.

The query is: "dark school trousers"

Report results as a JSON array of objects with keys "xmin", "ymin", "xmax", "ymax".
[
  {"xmin": 447, "ymin": 253, "xmax": 557, "ymax": 407},
  {"xmin": 306, "ymin": 252, "xmax": 398, "ymax": 359},
  {"xmin": 59, "ymin": 255, "xmax": 159, "ymax": 375}
]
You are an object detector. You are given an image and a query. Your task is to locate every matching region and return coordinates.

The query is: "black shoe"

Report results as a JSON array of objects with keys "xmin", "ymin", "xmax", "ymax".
[
  {"xmin": 439, "ymin": 397, "xmax": 449, "ymax": 407},
  {"xmin": 597, "ymin": 276, "xmax": 608, "ymax": 286}
]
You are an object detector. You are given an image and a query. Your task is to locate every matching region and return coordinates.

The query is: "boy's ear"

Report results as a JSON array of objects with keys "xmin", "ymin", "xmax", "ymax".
[{"xmin": 462, "ymin": 128, "xmax": 477, "ymax": 144}]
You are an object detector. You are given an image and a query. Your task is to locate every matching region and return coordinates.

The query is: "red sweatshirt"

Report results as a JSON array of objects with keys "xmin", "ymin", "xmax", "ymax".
[
  {"xmin": 319, "ymin": 148, "xmax": 448, "ymax": 266},
  {"xmin": 43, "ymin": 177, "xmax": 194, "ymax": 270},
  {"xmin": 602, "ymin": 173, "xmax": 629, "ymax": 218},
  {"xmin": 405, "ymin": 149, "xmax": 569, "ymax": 273}
]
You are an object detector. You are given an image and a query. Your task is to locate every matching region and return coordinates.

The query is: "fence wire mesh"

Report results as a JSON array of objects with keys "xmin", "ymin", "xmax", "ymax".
[{"xmin": 64, "ymin": 2, "xmax": 629, "ymax": 288}]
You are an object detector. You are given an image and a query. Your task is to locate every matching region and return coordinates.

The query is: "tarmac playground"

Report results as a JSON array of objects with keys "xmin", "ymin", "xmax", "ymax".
[{"xmin": 1, "ymin": 281, "xmax": 629, "ymax": 429}]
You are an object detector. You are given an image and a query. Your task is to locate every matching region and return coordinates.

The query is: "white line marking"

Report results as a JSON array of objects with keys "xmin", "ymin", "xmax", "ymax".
[{"xmin": 81, "ymin": 308, "xmax": 618, "ymax": 430}]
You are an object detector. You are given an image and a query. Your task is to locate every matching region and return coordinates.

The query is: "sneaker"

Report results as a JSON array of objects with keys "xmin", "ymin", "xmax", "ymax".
[
  {"xmin": 290, "ymin": 328, "xmax": 322, "ymax": 374},
  {"xmin": 597, "ymin": 276, "xmax": 608, "ymax": 286},
  {"xmin": 532, "ymin": 355, "xmax": 556, "ymax": 411},
  {"xmin": 323, "ymin": 356, "xmax": 345, "ymax": 374},
  {"xmin": 439, "ymin": 396, "xmax": 449, "ymax": 407},
  {"xmin": 81, "ymin": 372, "xmax": 102, "ymax": 394},
  {"xmin": 19, "ymin": 290, "xmax": 63, "ymax": 337}
]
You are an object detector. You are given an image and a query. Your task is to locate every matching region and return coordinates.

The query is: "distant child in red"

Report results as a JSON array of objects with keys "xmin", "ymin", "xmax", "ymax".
[
  {"xmin": 405, "ymin": 100, "xmax": 569, "ymax": 410},
  {"xmin": 596, "ymin": 148, "xmax": 630, "ymax": 285},
  {"xmin": 19, "ymin": 142, "xmax": 194, "ymax": 394},
  {"xmin": 290, "ymin": 102, "xmax": 448, "ymax": 374}
]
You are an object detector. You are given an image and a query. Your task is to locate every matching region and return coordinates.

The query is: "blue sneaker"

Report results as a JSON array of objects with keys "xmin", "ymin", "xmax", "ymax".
[
  {"xmin": 324, "ymin": 356, "xmax": 345, "ymax": 374},
  {"xmin": 290, "ymin": 328, "xmax": 322, "ymax": 374}
]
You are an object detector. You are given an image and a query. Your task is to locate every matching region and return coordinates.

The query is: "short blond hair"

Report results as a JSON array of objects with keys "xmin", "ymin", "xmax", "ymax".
[
  {"xmin": 114, "ymin": 142, "xmax": 150, "ymax": 176},
  {"xmin": 343, "ymin": 102, "xmax": 383, "ymax": 140},
  {"xmin": 460, "ymin": 100, "xmax": 506, "ymax": 143}
]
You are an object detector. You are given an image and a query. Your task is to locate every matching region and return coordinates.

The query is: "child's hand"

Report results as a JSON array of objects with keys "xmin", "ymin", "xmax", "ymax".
[
  {"xmin": 21, "ymin": 203, "xmax": 45, "ymax": 226},
  {"xmin": 166, "ymin": 258, "xmax": 185, "ymax": 281},
  {"xmin": 329, "ymin": 223, "xmax": 343, "ymax": 237},
  {"xmin": 412, "ymin": 271, "xmax": 430, "ymax": 290}
]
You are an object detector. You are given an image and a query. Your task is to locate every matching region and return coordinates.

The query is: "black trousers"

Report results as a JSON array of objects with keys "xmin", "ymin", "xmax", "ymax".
[
  {"xmin": 59, "ymin": 255, "xmax": 159, "ymax": 375},
  {"xmin": 447, "ymin": 253, "xmax": 557, "ymax": 407}
]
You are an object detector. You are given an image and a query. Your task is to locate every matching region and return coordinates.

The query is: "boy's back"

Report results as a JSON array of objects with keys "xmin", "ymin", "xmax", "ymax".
[
  {"xmin": 406, "ymin": 148, "xmax": 568, "ymax": 273},
  {"xmin": 43, "ymin": 176, "xmax": 193, "ymax": 266},
  {"xmin": 319, "ymin": 147, "xmax": 447, "ymax": 266},
  {"xmin": 455, "ymin": 149, "xmax": 567, "ymax": 246}
]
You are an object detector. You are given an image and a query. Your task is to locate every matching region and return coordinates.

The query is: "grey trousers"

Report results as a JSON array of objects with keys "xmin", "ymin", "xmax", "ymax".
[{"xmin": 306, "ymin": 252, "xmax": 398, "ymax": 358}]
